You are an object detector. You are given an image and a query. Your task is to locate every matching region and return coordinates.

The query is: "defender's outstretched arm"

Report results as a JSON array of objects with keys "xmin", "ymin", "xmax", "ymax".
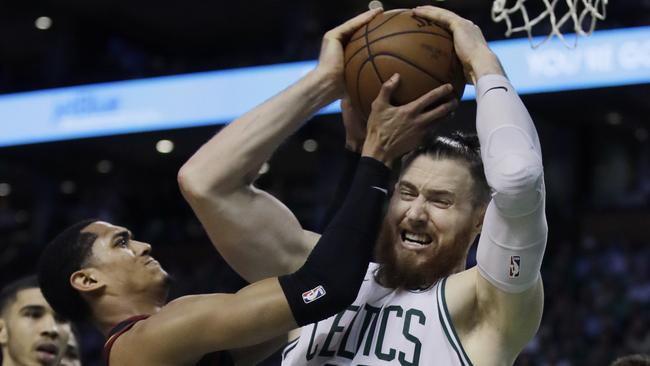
[{"xmin": 178, "ymin": 9, "xmax": 382, "ymax": 282}]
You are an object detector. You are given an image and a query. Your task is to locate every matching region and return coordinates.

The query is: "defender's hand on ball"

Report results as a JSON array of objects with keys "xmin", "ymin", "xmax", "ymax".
[
  {"xmin": 361, "ymin": 73, "xmax": 458, "ymax": 167},
  {"xmin": 315, "ymin": 8, "xmax": 384, "ymax": 99},
  {"xmin": 413, "ymin": 6, "xmax": 505, "ymax": 84}
]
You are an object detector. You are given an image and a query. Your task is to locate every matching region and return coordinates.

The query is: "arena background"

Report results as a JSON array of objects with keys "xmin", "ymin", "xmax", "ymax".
[{"xmin": 1, "ymin": 0, "xmax": 649, "ymax": 365}]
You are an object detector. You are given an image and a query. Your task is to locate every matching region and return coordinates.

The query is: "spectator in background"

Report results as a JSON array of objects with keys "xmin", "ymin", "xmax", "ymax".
[
  {"xmin": 0, "ymin": 276, "xmax": 70, "ymax": 366},
  {"xmin": 57, "ymin": 325, "xmax": 81, "ymax": 366}
]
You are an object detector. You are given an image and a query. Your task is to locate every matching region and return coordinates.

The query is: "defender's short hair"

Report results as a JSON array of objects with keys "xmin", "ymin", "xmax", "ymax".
[
  {"xmin": 0, "ymin": 275, "xmax": 39, "ymax": 315},
  {"xmin": 38, "ymin": 219, "xmax": 99, "ymax": 322}
]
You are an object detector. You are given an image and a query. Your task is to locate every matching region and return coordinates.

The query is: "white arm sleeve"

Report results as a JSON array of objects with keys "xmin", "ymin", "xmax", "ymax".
[{"xmin": 475, "ymin": 74, "xmax": 548, "ymax": 293}]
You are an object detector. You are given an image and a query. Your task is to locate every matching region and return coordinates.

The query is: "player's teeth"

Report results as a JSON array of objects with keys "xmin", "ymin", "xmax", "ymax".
[
  {"xmin": 406, "ymin": 233, "xmax": 423, "ymax": 241},
  {"xmin": 403, "ymin": 232, "xmax": 431, "ymax": 244}
]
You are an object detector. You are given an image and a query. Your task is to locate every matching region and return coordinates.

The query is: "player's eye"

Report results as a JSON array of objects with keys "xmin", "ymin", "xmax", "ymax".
[
  {"xmin": 433, "ymin": 200, "xmax": 452, "ymax": 208},
  {"xmin": 399, "ymin": 184, "xmax": 417, "ymax": 197},
  {"xmin": 400, "ymin": 189, "xmax": 417, "ymax": 200},
  {"xmin": 23, "ymin": 308, "xmax": 44, "ymax": 319},
  {"xmin": 115, "ymin": 237, "xmax": 128, "ymax": 247}
]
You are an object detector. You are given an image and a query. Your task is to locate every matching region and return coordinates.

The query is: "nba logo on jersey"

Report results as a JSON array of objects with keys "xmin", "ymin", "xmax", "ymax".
[
  {"xmin": 509, "ymin": 256, "xmax": 521, "ymax": 278},
  {"xmin": 302, "ymin": 285, "xmax": 326, "ymax": 304}
]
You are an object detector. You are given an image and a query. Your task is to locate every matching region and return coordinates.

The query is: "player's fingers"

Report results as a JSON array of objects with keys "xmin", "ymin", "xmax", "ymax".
[
  {"xmin": 408, "ymin": 83, "xmax": 454, "ymax": 113},
  {"xmin": 374, "ymin": 73, "xmax": 400, "ymax": 106},
  {"xmin": 326, "ymin": 8, "xmax": 383, "ymax": 41},
  {"xmin": 413, "ymin": 6, "xmax": 458, "ymax": 30},
  {"xmin": 415, "ymin": 98, "xmax": 459, "ymax": 126}
]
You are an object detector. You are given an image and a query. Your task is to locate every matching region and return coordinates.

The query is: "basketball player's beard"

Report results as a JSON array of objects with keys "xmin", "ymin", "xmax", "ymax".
[{"xmin": 374, "ymin": 221, "xmax": 473, "ymax": 290}]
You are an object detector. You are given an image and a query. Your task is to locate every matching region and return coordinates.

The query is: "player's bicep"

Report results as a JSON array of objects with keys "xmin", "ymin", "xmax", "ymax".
[
  {"xmin": 474, "ymin": 197, "xmax": 546, "ymax": 342},
  {"xmin": 446, "ymin": 268, "xmax": 543, "ymax": 361},
  {"xmin": 126, "ymin": 281, "xmax": 296, "ymax": 365},
  {"xmin": 476, "ymin": 273, "xmax": 543, "ymax": 351},
  {"xmin": 188, "ymin": 185, "xmax": 318, "ymax": 282},
  {"xmin": 229, "ymin": 334, "xmax": 290, "ymax": 366}
]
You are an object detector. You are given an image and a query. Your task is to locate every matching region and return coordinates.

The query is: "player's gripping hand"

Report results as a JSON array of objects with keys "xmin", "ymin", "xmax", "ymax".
[
  {"xmin": 361, "ymin": 73, "xmax": 458, "ymax": 166},
  {"xmin": 413, "ymin": 6, "xmax": 504, "ymax": 83},
  {"xmin": 314, "ymin": 8, "xmax": 383, "ymax": 98}
]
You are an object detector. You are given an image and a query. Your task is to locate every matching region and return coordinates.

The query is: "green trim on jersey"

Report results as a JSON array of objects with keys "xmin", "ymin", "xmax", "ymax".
[{"xmin": 437, "ymin": 277, "xmax": 474, "ymax": 366}]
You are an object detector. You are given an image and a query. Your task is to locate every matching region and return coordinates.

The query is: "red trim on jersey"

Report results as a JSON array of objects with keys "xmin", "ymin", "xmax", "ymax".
[{"xmin": 103, "ymin": 315, "xmax": 150, "ymax": 366}]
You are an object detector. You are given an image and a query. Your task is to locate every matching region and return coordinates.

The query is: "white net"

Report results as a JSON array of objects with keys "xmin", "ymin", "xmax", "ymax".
[{"xmin": 491, "ymin": 0, "xmax": 609, "ymax": 48}]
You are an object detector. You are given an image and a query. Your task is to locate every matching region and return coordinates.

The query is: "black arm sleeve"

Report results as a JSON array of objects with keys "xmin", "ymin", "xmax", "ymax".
[
  {"xmin": 319, "ymin": 148, "xmax": 361, "ymax": 231},
  {"xmin": 279, "ymin": 157, "xmax": 390, "ymax": 326}
]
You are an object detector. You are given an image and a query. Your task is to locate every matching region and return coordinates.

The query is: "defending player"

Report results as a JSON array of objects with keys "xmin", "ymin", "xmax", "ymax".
[
  {"xmin": 0, "ymin": 276, "xmax": 70, "ymax": 366},
  {"xmin": 180, "ymin": 6, "xmax": 546, "ymax": 365},
  {"xmin": 37, "ymin": 9, "xmax": 460, "ymax": 366}
]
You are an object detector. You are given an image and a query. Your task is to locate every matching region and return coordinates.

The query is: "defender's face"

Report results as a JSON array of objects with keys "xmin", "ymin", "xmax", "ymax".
[
  {"xmin": 82, "ymin": 221, "xmax": 168, "ymax": 295},
  {"xmin": 377, "ymin": 155, "xmax": 483, "ymax": 287},
  {"xmin": 0, "ymin": 288, "xmax": 69, "ymax": 366}
]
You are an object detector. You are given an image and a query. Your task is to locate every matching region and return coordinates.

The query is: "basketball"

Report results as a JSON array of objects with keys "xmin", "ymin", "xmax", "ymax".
[{"xmin": 344, "ymin": 9, "xmax": 466, "ymax": 119}]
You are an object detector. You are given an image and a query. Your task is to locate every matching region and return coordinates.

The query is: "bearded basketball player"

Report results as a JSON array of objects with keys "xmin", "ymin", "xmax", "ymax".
[
  {"xmin": 180, "ymin": 6, "xmax": 546, "ymax": 366},
  {"xmin": 38, "ymin": 10, "xmax": 467, "ymax": 366}
]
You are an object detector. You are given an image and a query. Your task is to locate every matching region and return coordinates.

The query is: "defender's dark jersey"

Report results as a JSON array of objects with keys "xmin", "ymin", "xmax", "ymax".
[{"xmin": 103, "ymin": 315, "xmax": 233, "ymax": 366}]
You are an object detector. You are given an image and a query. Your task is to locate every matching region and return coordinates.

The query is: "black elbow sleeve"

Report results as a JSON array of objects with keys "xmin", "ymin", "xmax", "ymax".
[{"xmin": 279, "ymin": 157, "xmax": 390, "ymax": 326}]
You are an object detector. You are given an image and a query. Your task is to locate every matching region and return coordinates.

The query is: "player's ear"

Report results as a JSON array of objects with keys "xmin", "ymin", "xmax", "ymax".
[
  {"xmin": 70, "ymin": 269, "xmax": 104, "ymax": 294},
  {"xmin": 473, "ymin": 204, "xmax": 487, "ymax": 234},
  {"xmin": 0, "ymin": 318, "xmax": 8, "ymax": 345}
]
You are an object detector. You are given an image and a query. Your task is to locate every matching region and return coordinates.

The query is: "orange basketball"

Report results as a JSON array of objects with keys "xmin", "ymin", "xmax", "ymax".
[{"xmin": 344, "ymin": 9, "xmax": 466, "ymax": 119}]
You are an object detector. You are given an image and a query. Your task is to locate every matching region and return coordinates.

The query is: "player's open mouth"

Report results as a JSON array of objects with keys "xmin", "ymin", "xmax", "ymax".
[
  {"xmin": 400, "ymin": 230, "xmax": 433, "ymax": 249},
  {"xmin": 35, "ymin": 342, "xmax": 59, "ymax": 363}
]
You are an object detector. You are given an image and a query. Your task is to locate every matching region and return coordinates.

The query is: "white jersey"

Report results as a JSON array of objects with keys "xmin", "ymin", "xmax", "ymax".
[{"xmin": 281, "ymin": 263, "xmax": 473, "ymax": 366}]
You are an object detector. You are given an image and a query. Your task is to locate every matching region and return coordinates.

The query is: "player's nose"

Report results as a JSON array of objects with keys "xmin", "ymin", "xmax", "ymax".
[
  {"xmin": 40, "ymin": 315, "xmax": 60, "ymax": 339},
  {"xmin": 406, "ymin": 197, "xmax": 428, "ymax": 222},
  {"xmin": 133, "ymin": 240, "xmax": 152, "ymax": 256}
]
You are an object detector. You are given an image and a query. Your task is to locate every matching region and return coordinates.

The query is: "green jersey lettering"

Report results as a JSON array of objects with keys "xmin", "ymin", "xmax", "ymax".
[
  {"xmin": 306, "ymin": 322, "xmax": 320, "ymax": 361},
  {"xmin": 337, "ymin": 305, "xmax": 361, "ymax": 359},
  {"xmin": 399, "ymin": 309, "xmax": 426, "ymax": 366},
  {"xmin": 360, "ymin": 304, "xmax": 381, "ymax": 356},
  {"xmin": 319, "ymin": 310, "xmax": 348, "ymax": 357},
  {"xmin": 375, "ymin": 305, "xmax": 404, "ymax": 361}
]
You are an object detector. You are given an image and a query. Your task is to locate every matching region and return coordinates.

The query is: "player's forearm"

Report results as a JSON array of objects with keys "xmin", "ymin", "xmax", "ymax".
[
  {"xmin": 475, "ymin": 74, "xmax": 544, "ymax": 214},
  {"xmin": 319, "ymin": 148, "xmax": 361, "ymax": 231},
  {"xmin": 194, "ymin": 158, "xmax": 390, "ymax": 352},
  {"xmin": 468, "ymin": 50, "xmax": 505, "ymax": 83},
  {"xmin": 179, "ymin": 69, "xmax": 339, "ymax": 196},
  {"xmin": 475, "ymin": 73, "xmax": 548, "ymax": 294},
  {"xmin": 280, "ymin": 157, "xmax": 390, "ymax": 325},
  {"xmin": 180, "ymin": 279, "xmax": 297, "ymax": 355}
]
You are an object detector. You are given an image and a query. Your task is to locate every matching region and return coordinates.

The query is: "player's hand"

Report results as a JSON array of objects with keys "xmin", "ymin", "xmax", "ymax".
[
  {"xmin": 413, "ymin": 6, "xmax": 505, "ymax": 83},
  {"xmin": 314, "ymin": 8, "xmax": 383, "ymax": 97},
  {"xmin": 341, "ymin": 95, "xmax": 366, "ymax": 153},
  {"xmin": 361, "ymin": 74, "xmax": 458, "ymax": 167}
]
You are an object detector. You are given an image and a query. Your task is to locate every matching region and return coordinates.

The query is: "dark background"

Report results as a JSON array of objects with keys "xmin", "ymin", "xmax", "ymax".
[{"xmin": 1, "ymin": 0, "xmax": 649, "ymax": 365}]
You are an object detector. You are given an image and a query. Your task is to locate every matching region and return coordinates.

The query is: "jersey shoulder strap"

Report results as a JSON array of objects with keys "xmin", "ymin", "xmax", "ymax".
[{"xmin": 103, "ymin": 315, "xmax": 150, "ymax": 366}]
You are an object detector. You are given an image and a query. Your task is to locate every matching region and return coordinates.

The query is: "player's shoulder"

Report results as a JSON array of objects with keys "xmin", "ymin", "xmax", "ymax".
[
  {"xmin": 108, "ymin": 316, "xmax": 157, "ymax": 365},
  {"xmin": 445, "ymin": 266, "xmax": 480, "ymax": 300},
  {"xmin": 442, "ymin": 267, "xmax": 480, "ymax": 320}
]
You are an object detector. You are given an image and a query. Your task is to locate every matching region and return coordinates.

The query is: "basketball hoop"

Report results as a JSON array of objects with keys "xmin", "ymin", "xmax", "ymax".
[{"xmin": 491, "ymin": 0, "xmax": 608, "ymax": 48}]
